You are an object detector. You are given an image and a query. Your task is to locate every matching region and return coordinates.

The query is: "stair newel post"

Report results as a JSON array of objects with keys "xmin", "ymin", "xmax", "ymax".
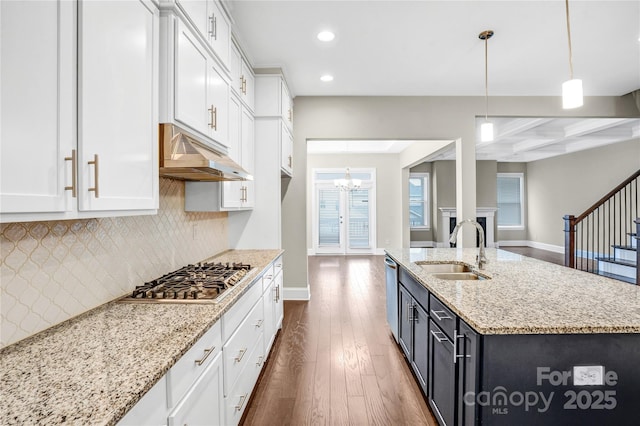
[
  {"xmin": 564, "ymin": 215, "xmax": 576, "ymax": 268},
  {"xmin": 635, "ymin": 218, "xmax": 639, "ymax": 285}
]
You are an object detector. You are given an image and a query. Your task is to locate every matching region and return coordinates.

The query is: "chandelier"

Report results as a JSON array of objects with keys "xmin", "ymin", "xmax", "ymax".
[{"xmin": 334, "ymin": 168, "xmax": 361, "ymax": 191}]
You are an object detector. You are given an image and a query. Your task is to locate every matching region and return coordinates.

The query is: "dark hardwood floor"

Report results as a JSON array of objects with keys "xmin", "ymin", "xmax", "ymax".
[
  {"xmin": 498, "ymin": 246, "xmax": 565, "ymax": 266},
  {"xmin": 242, "ymin": 255, "xmax": 438, "ymax": 426}
]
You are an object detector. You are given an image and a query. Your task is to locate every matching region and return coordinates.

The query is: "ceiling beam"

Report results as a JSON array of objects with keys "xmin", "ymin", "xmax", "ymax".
[{"xmin": 563, "ymin": 118, "xmax": 630, "ymax": 138}]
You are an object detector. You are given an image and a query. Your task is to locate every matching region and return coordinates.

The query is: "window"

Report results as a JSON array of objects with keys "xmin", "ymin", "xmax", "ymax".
[
  {"xmin": 409, "ymin": 173, "xmax": 429, "ymax": 229},
  {"xmin": 497, "ymin": 173, "xmax": 524, "ymax": 229}
]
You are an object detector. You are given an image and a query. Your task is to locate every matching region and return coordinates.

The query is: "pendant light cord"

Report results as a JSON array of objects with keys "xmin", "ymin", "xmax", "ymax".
[
  {"xmin": 565, "ymin": 0, "xmax": 574, "ymax": 79},
  {"xmin": 484, "ymin": 36, "xmax": 489, "ymax": 121}
]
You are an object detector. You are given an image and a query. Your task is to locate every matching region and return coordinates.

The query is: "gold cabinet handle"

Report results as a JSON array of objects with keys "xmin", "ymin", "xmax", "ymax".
[
  {"xmin": 240, "ymin": 75, "xmax": 245, "ymax": 93},
  {"xmin": 288, "ymin": 155, "xmax": 292, "ymax": 169},
  {"xmin": 194, "ymin": 345, "xmax": 215, "ymax": 366},
  {"xmin": 64, "ymin": 149, "xmax": 77, "ymax": 198},
  {"xmin": 208, "ymin": 106, "xmax": 217, "ymax": 130},
  {"xmin": 208, "ymin": 15, "xmax": 214, "ymax": 37},
  {"xmin": 234, "ymin": 348, "xmax": 247, "ymax": 363},
  {"xmin": 254, "ymin": 319, "xmax": 263, "ymax": 328},
  {"xmin": 256, "ymin": 356, "xmax": 263, "ymax": 367},
  {"xmin": 276, "ymin": 285, "xmax": 280, "ymax": 302},
  {"xmin": 235, "ymin": 393, "xmax": 248, "ymax": 412},
  {"xmin": 273, "ymin": 285, "xmax": 278, "ymax": 302},
  {"xmin": 288, "ymin": 108, "xmax": 292, "ymax": 122},
  {"xmin": 88, "ymin": 154, "xmax": 99, "ymax": 198},
  {"xmin": 242, "ymin": 77, "xmax": 247, "ymax": 95}
]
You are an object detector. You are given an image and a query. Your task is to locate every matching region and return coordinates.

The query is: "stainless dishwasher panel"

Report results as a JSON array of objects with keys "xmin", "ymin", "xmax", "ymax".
[{"xmin": 384, "ymin": 256, "xmax": 399, "ymax": 341}]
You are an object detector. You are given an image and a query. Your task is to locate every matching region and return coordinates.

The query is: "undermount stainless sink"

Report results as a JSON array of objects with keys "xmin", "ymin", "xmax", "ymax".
[
  {"xmin": 430, "ymin": 272, "xmax": 486, "ymax": 281},
  {"xmin": 415, "ymin": 262, "xmax": 472, "ymax": 273}
]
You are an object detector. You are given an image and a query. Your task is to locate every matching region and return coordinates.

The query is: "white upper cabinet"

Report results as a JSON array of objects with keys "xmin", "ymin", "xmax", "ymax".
[
  {"xmin": 1, "ymin": 0, "xmax": 75, "ymax": 215},
  {"xmin": 230, "ymin": 42, "xmax": 255, "ymax": 112},
  {"xmin": 280, "ymin": 123, "xmax": 293, "ymax": 177},
  {"xmin": 1, "ymin": 0, "xmax": 159, "ymax": 222},
  {"xmin": 173, "ymin": 0, "xmax": 230, "ymax": 69},
  {"xmin": 161, "ymin": 13, "xmax": 229, "ymax": 150},
  {"xmin": 254, "ymin": 74, "xmax": 293, "ymax": 131},
  {"xmin": 78, "ymin": 0, "xmax": 159, "ymax": 212}
]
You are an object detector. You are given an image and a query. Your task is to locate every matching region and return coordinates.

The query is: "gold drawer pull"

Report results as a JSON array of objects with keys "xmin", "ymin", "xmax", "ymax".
[
  {"xmin": 64, "ymin": 149, "xmax": 77, "ymax": 197},
  {"xmin": 208, "ymin": 105, "xmax": 217, "ymax": 130},
  {"xmin": 234, "ymin": 348, "xmax": 247, "ymax": 363},
  {"xmin": 256, "ymin": 356, "xmax": 263, "ymax": 367},
  {"xmin": 254, "ymin": 319, "xmax": 263, "ymax": 328},
  {"xmin": 88, "ymin": 154, "xmax": 99, "ymax": 198},
  {"xmin": 194, "ymin": 345, "xmax": 215, "ymax": 366}
]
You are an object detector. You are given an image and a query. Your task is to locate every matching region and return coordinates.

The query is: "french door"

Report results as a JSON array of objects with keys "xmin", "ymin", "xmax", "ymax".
[{"xmin": 313, "ymin": 168, "xmax": 376, "ymax": 254}]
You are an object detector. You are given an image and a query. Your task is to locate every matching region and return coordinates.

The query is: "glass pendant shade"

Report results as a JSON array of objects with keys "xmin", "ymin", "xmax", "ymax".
[
  {"xmin": 480, "ymin": 121, "xmax": 494, "ymax": 142},
  {"xmin": 562, "ymin": 78, "xmax": 583, "ymax": 109}
]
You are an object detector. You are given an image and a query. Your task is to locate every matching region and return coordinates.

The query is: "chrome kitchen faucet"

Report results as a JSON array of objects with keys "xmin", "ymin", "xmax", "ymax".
[{"xmin": 449, "ymin": 219, "xmax": 488, "ymax": 270}]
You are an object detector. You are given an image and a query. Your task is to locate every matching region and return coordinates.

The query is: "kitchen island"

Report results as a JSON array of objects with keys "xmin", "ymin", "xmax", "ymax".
[
  {"xmin": 385, "ymin": 248, "xmax": 640, "ymax": 426},
  {"xmin": 0, "ymin": 249, "xmax": 283, "ymax": 426}
]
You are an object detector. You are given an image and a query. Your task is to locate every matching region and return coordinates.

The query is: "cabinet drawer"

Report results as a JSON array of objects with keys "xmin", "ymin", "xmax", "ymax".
[
  {"xmin": 273, "ymin": 256, "xmax": 283, "ymax": 277},
  {"xmin": 222, "ymin": 279, "xmax": 262, "ymax": 341},
  {"xmin": 261, "ymin": 264, "xmax": 275, "ymax": 292},
  {"xmin": 429, "ymin": 294, "xmax": 456, "ymax": 339},
  {"xmin": 399, "ymin": 268, "xmax": 429, "ymax": 310},
  {"xmin": 167, "ymin": 320, "xmax": 222, "ymax": 407},
  {"xmin": 224, "ymin": 333, "xmax": 264, "ymax": 426},
  {"xmin": 223, "ymin": 299, "xmax": 264, "ymax": 395}
]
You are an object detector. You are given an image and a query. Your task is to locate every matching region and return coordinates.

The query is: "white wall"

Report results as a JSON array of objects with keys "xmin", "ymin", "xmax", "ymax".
[{"xmin": 527, "ymin": 138, "xmax": 640, "ymax": 248}]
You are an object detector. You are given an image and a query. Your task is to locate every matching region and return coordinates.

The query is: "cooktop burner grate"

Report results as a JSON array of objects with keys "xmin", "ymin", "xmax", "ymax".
[{"xmin": 121, "ymin": 262, "xmax": 252, "ymax": 303}]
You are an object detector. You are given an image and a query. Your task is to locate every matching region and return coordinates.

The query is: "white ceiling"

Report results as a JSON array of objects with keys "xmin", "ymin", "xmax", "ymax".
[
  {"xmin": 228, "ymin": 0, "xmax": 640, "ymax": 97},
  {"xmin": 227, "ymin": 1, "xmax": 640, "ymax": 162}
]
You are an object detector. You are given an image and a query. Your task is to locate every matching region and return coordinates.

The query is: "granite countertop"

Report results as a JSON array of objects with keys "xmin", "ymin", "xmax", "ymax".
[
  {"xmin": 0, "ymin": 249, "xmax": 283, "ymax": 426},
  {"xmin": 385, "ymin": 248, "xmax": 640, "ymax": 335}
]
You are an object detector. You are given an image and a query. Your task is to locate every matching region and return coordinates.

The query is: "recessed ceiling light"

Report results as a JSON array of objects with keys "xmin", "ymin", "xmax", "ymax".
[
  {"xmin": 317, "ymin": 31, "xmax": 335, "ymax": 42},
  {"xmin": 320, "ymin": 75, "xmax": 334, "ymax": 82}
]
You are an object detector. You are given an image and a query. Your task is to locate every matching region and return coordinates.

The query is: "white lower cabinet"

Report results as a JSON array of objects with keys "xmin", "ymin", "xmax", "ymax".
[
  {"xmin": 117, "ymin": 376, "xmax": 168, "ymax": 426},
  {"xmin": 168, "ymin": 352, "xmax": 224, "ymax": 426},
  {"xmin": 118, "ymin": 257, "xmax": 283, "ymax": 425}
]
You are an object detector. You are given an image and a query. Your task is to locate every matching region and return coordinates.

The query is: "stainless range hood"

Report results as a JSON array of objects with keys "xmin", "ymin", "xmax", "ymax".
[{"xmin": 159, "ymin": 123, "xmax": 252, "ymax": 181}]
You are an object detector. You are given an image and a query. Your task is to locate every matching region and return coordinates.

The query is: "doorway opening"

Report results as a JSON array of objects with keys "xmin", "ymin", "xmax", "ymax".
[{"xmin": 311, "ymin": 168, "xmax": 376, "ymax": 255}]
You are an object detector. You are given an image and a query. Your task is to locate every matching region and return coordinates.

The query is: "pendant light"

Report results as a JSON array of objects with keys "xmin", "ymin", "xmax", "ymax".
[
  {"xmin": 334, "ymin": 168, "xmax": 361, "ymax": 192},
  {"xmin": 562, "ymin": 0, "xmax": 583, "ymax": 109},
  {"xmin": 479, "ymin": 30, "xmax": 494, "ymax": 142}
]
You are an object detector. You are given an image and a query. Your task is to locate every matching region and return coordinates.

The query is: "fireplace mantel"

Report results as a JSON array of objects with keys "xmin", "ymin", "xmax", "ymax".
[{"xmin": 438, "ymin": 207, "xmax": 498, "ymax": 248}]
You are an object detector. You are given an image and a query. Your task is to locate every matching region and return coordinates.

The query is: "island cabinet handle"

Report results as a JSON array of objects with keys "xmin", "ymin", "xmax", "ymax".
[
  {"xmin": 194, "ymin": 345, "xmax": 215, "ymax": 366},
  {"xmin": 430, "ymin": 309, "xmax": 452, "ymax": 321},
  {"xmin": 430, "ymin": 329, "xmax": 448, "ymax": 343},
  {"xmin": 453, "ymin": 330, "xmax": 471, "ymax": 364}
]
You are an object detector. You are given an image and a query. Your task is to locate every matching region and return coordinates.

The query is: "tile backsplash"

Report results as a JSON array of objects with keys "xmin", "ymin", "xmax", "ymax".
[{"xmin": 1, "ymin": 178, "xmax": 228, "ymax": 348}]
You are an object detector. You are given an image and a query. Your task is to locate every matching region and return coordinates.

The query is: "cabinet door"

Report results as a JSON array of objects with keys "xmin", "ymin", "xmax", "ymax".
[
  {"xmin": 207, "ymin": 62, "xmax": 229, "ymax": 146},
  {"xmin": 429, "ymin": 320, "xmax": 456, "ymax": 426},
  {"xmin": 175, "ymin": 19, "xmax": 209, "ymax": 136},
  {"xmin": 117, "ymin": 376, "xmax": 168, "ymax": 426},
  {"xmin": 78, "ymin": 0, "xmax": 158, "ymax": 211},
  {"xmin": 280, "ymin": 81, "xmax": 292, "ymax": 126},
  {"xmin": 411, "ymin": 302, "xmax": 429, "ymax": 394},
  {"xmin": 221, "ymin": 95, "xmax": 242, "ymax": 208},
  {"xmin": 262, "ymin": 278, "xmax": 276, "ymax": 354},
  {"xmin": 280, "ymin": 122, "xmax": 293, "ymax": 176},
  {"xmin": 168, "ymin": 352, "xmax": 224, "ymax": 426},
  {"xmin": 457, "ymin": 320, "xmax": 479, "ymax": 426},
  {"xmin": 229, "ymin": 42, "xmax": 242, "ymax": 96},
  {"xmin": 241, "ymin": 107, "xmax": 255, "ymax": 174},
  {"xmin": 1, "ymin": 0, "xmax": 75, "ymax": 214},
  {"xmin": 240, "ymin": 59, "xmax": 255, "ymax": 111},
  {"xmin": 207, "ymin": 0, "xmax": 230, "ymax": 68},
  {"xmin": 274, "ymin": 269, "xmax": 284, "ymax": 328},
  {"xmin": 176, "ymin": 0, "xmax": 208, "ymax": 41},
  {"xmin": 398, "ymin": 285, "xmax": 413, "ymax": 360}
]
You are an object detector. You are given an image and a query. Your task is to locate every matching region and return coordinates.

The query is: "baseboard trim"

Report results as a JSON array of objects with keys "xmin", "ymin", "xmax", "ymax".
[
  {"xmin": 410, "ymin": 241, "xmax": 435, "ymax": 248},
  {"xmin": 284, "ymin": 285, "xmax": 310, "ymax": 301},
  {"xmin": 498, "ymin": 240, "xmax": 564, "ymax": 254}
]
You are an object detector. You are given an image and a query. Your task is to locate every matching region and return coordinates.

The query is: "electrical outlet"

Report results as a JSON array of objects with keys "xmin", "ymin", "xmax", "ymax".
[{"xmin": 573, "ymin": 366, "xmax": 604, "ymax": 386}]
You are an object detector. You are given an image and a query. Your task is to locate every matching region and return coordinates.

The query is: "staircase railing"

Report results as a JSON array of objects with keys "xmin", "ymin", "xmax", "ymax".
[{"xmin": 563, "ymin": 169, "xmax": 639, "ymax": 285}]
